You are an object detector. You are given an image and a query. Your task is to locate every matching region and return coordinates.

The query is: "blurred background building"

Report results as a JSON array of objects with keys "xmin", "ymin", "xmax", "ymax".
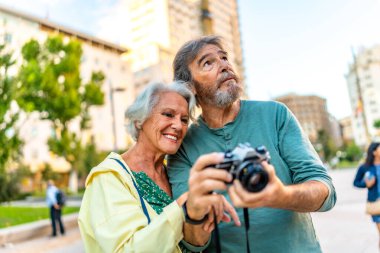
[
  {"xmin": 0, "ymin": 5, "xmax": 134, "ymax": 172},
  {"xmin": 346, "ymin": 45, "xmax": 380, "ymax": 147},
  {"xmin": 122, "ymin": 0, "xmax": 245, "ymax": 94},
  {"xmin": 275, "ymin": 93, "xmax": 342, "ymax": 146},
  {"xmin": 0, "ymin": 0, "xmax": 246, "ymax": 173}
]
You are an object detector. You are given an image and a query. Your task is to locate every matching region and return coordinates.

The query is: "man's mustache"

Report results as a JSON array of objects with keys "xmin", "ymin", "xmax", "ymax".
[{"xmin": 217, "ymin": 71, "xmax": 239, "ymax": 87}]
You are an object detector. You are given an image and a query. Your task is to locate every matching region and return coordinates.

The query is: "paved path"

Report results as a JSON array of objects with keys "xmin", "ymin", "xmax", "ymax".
[{"xmin": 0, "ymin": 168, "xmax": 377, "ymax": 253}]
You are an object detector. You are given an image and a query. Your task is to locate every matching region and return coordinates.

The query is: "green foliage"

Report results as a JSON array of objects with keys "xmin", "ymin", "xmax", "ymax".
[
  {"xmin": 342, "ymin": 141, "xmax": 363, "ymax": 162},
  {"xmin": 17, "ymin": 35, "xmax": 105, "ymax": 182},
  {"xmin": 374, "ymin": 119, "xmax": 380, "ymax": 129},
  {"xmin": 0, "ymin": 165, "xmax": 31, "ymax": 202},
  {"xmin": 316, "ymin": 130, "xmax": 338, "ymax": 162},
  {"xmin": 0, "ymin": 44, "xmax": 24, "ymax": 202}
]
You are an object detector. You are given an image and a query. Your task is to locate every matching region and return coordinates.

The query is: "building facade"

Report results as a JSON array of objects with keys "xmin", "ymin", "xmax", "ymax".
[
  {"xmin": 346, "ymin": 45, "xmax": 380, "ymax": 147},
  {"xmin": 339, "ymin": 116, "xmax": 354, "ymax": 143},
  {"xmin": 275, "ymin": 93, "xmax": 333, "ymax": 144},
  {"xmin": 0, "ymin": 5, "xmax": 135, "ymax": 172},
  {"xmin": 121, "ymin": 0, "xmax": 245, "ymax": 94}
]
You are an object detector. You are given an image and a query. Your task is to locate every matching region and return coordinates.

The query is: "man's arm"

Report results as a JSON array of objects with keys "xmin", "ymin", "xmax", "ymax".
[{"xmin": 228, "ymin": 162, "xmax": 329, "ymax": 212}]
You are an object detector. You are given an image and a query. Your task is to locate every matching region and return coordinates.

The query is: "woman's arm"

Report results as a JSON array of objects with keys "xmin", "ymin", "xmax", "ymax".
[
  {"xmin": 353, "ymin": 166, "xmax": 367, "ymax": 188},
  {"xmin": 80, "ymin": 172, "xmax": 183, "ymax": 253}
]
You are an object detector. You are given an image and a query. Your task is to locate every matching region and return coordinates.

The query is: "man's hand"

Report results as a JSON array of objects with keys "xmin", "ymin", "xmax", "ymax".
[
  {"xmin": 182, "ymin": 152, "xmax": 235, "ymax": 247},
  {"xmin": 228, "ymin": 161, "xmax": 329, "ymax": 212},
  {"xmin": 186, "ymin": 153, "xmax": 232, "ymax": 220}
]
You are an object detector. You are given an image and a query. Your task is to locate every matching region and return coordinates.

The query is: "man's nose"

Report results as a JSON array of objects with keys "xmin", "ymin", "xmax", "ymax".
[{"xmin": 219, "ymin": 58, "xmax": 229, "ymax": 72}]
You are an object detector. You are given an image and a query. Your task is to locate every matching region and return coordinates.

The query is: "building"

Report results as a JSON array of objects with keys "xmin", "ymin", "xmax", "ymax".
[
  {"xmin": 346, "ymin": 45, "xmax": 380, "ymax": 147},
  {"xmin": 339, "ymin": 116, "xmax": 354, "ymax": 143},
  {"xmin": 0, "ymin": 5, "xmax": 135, "ymax": 172},
  {"xmin": 121, "ymin": 0, "xmax": 245, "ymax": 94},
  {"xmin": 275, "ymin": 93, "xmax": 333, "ymax": 144}
]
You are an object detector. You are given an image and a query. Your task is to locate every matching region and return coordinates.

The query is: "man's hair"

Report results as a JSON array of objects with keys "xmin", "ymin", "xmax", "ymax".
[
  {"xmin": 125, "ymin": 81, "xmax": 196, "ymax": 140},
  {"xmin": 173, "ymin": 35, "xmax": 225, "ymax": 83}
]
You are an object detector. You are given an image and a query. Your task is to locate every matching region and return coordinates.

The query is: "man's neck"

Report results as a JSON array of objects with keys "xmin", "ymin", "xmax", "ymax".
[{"xmin": 200, "ymin": 99, "xmax": 241, "ymax": 128}]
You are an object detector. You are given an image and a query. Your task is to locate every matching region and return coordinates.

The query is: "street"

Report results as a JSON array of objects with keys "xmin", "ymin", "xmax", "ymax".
[{"xmin": 0, "ymin": 167, "xmax": 376, "ymax": 253}]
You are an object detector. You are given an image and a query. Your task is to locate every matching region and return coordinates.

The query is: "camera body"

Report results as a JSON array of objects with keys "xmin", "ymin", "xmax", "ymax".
[{"xmin": 214, "ymin": 143, "xmax": 270, "ymax": 192}]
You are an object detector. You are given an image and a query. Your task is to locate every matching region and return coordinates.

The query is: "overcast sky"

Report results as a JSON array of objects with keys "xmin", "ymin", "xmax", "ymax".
[{"xmin": 1, "ymin": 0, "xmax": 380, "ymax": 119}]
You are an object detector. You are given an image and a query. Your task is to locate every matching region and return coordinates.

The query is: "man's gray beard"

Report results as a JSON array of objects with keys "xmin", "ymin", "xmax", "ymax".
[{"xmin": 194, "ymin": 80, "xmax": 242, "ymax": 108}]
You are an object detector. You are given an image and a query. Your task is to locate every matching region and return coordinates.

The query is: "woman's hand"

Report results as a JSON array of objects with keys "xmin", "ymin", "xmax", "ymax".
[
  {"xmin": 365, "ymin": 177, "xmax": 376, "ymax": 188},
  {"xmin": 202, "ymin": 195, "xmax": 241, "ymax": 233}
]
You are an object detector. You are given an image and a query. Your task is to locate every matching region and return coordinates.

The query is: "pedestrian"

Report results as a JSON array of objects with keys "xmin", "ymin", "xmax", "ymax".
[
  {"xmin": 353, "ymin": 142, "xmax": 380, "ymax": 248},
  {"xmin": 46, "ymin": 179, "xmax": 65, "ymax": 237},
  {"xmin": 168, "ymin": 35, "xmax": 337, "ymax": 253},
  {"xmin": 78, "ymin": 81, "xmax": 239, "ymax": 253}
]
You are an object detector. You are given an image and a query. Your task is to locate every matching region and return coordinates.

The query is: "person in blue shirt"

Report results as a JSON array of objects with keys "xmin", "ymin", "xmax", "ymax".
[
  {"xmin": 354, "ymin": 142, "xmax": 380, "ymax": 247},
  {"xmin": 46, "ymin": 180, "xmax": 65, "ymax": 237}
]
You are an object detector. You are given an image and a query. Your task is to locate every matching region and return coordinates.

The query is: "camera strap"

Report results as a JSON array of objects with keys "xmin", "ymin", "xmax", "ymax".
[{"xmin": 214, "ymin": 208, "xmax": 251, "ymax": 253}]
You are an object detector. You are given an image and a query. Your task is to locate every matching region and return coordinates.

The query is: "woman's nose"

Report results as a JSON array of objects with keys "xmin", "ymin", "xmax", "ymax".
[{"xmin": 171, "ymin": 117, "xmax": 182, "ymax": 129}]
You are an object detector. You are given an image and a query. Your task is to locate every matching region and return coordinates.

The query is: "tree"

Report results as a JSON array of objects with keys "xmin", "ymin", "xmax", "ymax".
[
  {"xmin": 17, "ymin": 35, "xmax": 105, "ymax": 192},
  {"xmin": 374, "ymin": 119, "xmax": 380, "ymax": 129},
  {"xmin": 0, "ymin": 45, "xmax": 23, "ymax": 202},
  {"xmin": 316, "ymin": 129, "xmax": 337, "ymax": 162},
  {"xmin": 342, "ymin": 141, "xmax": 362, "ymax": 162}
]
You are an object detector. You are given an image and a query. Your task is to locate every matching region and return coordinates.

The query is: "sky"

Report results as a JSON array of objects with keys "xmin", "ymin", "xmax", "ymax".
[{"xmin": 1, "ymin": 0, "xmax": 379, "ymax": 119}]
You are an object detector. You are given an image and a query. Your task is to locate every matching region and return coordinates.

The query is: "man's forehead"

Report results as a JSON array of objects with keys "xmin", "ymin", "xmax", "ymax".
[{"xmin": 197, "ymin": 44, "xmax": 226, "ymax": 57}]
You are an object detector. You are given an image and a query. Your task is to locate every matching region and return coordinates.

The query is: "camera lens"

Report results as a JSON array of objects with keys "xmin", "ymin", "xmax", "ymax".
[{"xmin": 238, "ymin": 162, "xmax": 269, "ymax": 192}]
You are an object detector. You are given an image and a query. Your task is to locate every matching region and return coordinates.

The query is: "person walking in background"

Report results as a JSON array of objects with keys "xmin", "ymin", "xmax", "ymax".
[
  {"xmin": 46, "ymin": 179, "xmax": 65, "ymax": 237},
  {"xmin": 354, "ymin": 142, "xmax": 380, "ymax": 247}
]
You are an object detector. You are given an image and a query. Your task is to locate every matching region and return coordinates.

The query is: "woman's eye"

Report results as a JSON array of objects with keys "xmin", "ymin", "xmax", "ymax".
[
  {"xmin": 162, "ymin": 112, "xmax": 174, "ymax": 118},
  {"xmin": 181, "ymin": 118, "xmax": 189, "ymax": 124},
  {"xmin": 222, "ymin": 56, "xmax": 228, "ymax": 61}
]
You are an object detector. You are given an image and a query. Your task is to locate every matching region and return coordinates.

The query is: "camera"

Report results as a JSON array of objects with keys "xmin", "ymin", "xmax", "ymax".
[{"xmin": 214, "ymin": 143, "xmax": 270, "ymax": 192}]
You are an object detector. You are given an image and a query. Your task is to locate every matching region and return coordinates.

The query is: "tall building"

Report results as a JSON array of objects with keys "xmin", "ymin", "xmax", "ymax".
[
  {"xmin": 122, "ymin": 0, "xmax": 245, "ymax": 94},
  {"xmin": 0, "ymin": 5, "xmax": 135, "ymax": 172},
  {"xmin": 346, "ymin": 45, "xmax": 380, "ymax": 147},
  {"xmin": 275, "ymin": 93, "xmax": 333, "ymax": 144}
]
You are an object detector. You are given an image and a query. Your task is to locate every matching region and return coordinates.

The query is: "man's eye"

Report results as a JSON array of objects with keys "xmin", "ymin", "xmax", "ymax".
[
  {"xmin": 203, "ymin": 61, "xmax": 210, "ymax": 67},
  {"xmin": 222, "ymin": 56, "xmax": 228, "ymax": 61}
]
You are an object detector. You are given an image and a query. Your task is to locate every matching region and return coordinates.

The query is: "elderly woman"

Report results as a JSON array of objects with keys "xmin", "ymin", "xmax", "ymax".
[{"xmin": 79, "ymin": 81, "xmax": 238, "ymax": 253}]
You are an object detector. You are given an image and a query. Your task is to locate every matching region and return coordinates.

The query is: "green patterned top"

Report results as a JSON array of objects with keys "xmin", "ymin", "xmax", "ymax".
[
  {"xmin": 132, "ymin": 170, "xmax": 200, "ymax": 253},
  {"xmin": 132, "ymin": 170, "xmax": 173, "ymax": 215}
]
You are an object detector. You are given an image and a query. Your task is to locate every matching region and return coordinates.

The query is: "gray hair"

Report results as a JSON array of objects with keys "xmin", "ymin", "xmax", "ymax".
[
  {"xmin": 173, "ymin": 35, "xmax": 225, "ymax": 84},
  {"xmin": 125, "ymin": 81, "xmax": 196, "ymax": 140}
]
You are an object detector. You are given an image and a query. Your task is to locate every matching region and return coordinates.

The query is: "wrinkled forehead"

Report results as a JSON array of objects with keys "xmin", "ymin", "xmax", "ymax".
[{"xmin": 192, "ymin": 44, "xmax": 227, "ymax": 65}]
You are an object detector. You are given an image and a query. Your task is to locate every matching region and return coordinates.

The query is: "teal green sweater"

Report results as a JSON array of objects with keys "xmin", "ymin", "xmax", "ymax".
[{"xmin": 168, "ymin": 100, "xmax": 336, "ymax": 253}]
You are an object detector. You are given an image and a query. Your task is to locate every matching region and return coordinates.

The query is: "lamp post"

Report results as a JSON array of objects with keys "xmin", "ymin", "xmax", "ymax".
[{"xmin": 109, "ymin": 81, "xmax": 125, "ymax": 151}]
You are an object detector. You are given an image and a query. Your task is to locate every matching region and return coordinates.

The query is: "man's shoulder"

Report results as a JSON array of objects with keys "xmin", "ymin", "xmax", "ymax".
[{"xmin": 242, "ymin": 99, "xmax": 285, "ymax": 109}]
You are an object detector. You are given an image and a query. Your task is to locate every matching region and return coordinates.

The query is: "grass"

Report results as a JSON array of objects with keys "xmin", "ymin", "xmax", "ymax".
[
  {"xmin": 0, "ymin": 206, "xmax": 80, "ymax": 229},
  {"xmin": 335, "ymin": 160, "xmax": 359, "ymax": 169}
]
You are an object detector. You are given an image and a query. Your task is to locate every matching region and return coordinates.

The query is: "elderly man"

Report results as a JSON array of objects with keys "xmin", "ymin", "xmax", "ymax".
[{"xmin": 167, "ymin": 36, "xmax": 336, "ymax": 253}]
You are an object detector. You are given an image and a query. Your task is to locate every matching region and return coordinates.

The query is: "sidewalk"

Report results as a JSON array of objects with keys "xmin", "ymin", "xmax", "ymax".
[{"xmin": 0, "ymin": 213, "xmax": 78, "ymax": 246}]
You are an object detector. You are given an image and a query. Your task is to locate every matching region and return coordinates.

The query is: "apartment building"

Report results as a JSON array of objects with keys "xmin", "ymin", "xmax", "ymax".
[
  {"xmin": 346, "ymin": 45, "xmax": 380, "ymax": 147},
  {"xmin": 0, "ymin": 5, "xmax": 135, "ymax": 171},
  {"xmin": 275, "ymin": 93, "xmax": 334, "ymax": 144},
  {"xmin": 121, "ymin": 0, "xmax": 245, "ymax": 94}
]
